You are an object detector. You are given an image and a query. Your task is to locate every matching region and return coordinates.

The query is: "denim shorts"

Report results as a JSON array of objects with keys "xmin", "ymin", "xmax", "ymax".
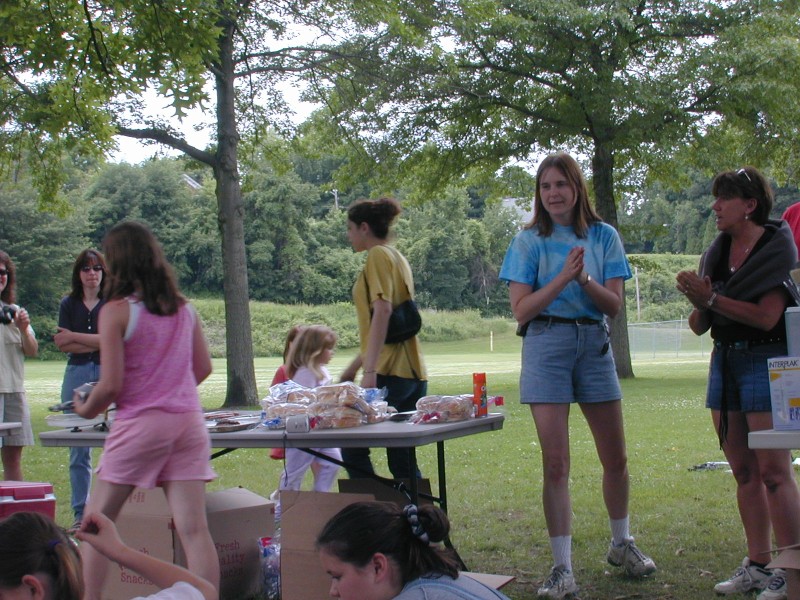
[
  {"xmin": 706, "ymin": 341, "xmax": 785, "ymax": 412},
  {"xmin": 519, "ymin": 319, "xmax": 622, "ymax": 404}
]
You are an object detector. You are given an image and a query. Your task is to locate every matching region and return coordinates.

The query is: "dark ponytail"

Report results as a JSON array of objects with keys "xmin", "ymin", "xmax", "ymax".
[{"xmin": 317, "ymin": 501, "xmax": 460, "ymax": 583}]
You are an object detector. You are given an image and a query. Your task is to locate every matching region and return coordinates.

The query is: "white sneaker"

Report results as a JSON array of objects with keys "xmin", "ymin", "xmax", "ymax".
[
  {"xmin": 714, "ymin": 557, "xmax": 773, "ymax": 595},
  {"xmin": 537, "ymin": 565, "xmax": 578, "ymax": 599},
  {"xmin": 757, "ymin": 570, "xmax": 787, "ymax": 600},
  {"xmin": 607, "ymin": 539, "xmax": 657, "ymax": 577}
]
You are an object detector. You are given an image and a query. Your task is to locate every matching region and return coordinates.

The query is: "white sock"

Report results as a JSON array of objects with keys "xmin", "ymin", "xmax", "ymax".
[
  {"xmin": 610, "ymin": 516, "xmax": 630, "ymax": 546},
  {"xmin": 550, "ymin": 535, "xmax": 572, "ymax": 572}
]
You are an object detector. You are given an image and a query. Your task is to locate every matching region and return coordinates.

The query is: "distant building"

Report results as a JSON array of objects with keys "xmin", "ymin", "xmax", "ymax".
[{"xmin": 182, "ymin": 174, "xmax": 203, "ymax": 190}]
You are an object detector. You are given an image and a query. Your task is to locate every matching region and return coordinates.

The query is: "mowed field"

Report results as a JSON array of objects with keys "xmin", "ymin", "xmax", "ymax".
[{"xmin": 19, "ymin": 335, "xmax": 766, "ymax": 599}]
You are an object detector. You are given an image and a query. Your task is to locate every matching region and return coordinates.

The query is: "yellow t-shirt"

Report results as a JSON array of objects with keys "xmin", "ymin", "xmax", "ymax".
[{"xmin": 352, "ymin": 245, "xmax": 426, "ymax": 380}]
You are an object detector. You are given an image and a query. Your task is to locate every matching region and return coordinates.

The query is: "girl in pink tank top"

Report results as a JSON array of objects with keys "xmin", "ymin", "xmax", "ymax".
[{"xmin": 74, "ymin": 221, "xmax": 219, "ymax": 600}]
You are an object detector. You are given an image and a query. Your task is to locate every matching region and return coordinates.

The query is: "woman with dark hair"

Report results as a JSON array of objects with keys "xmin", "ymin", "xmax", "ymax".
[
  {"xmin": 0, "ymin": 250, "xmax": 38, "ymax": 481},
  {"xmin": 677, "ymin": 166, "xmax": 800, "ymax": 599},
  {"xmin": 0, "ymin": 510, "xmax": 217, "ymax": 600},
  {"xmin": 317, "ymin": 501, "xmax": 510, "ymax": 600},
  {"xmin": 73, "ymin": 221, "xmax": 219, "ymax": 599},
  {"xmin": 341, "ymin": 197, "xmax": 427, "ymax": 480},
  {"xmin": 54, "ymin": 249, "xmax": 107, "ymax": 528},
  {"xmin": 499, "ymin": 153, "xmax": 655, "ymax": 598}
]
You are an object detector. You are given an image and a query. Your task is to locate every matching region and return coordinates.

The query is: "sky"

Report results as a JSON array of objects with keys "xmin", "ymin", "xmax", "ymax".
[{"xmin": 109, "ymin": 82, "xmax": 317, "ymax": 164}]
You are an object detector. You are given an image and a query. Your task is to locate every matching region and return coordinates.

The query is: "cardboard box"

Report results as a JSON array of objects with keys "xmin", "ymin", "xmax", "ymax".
[
  {"xmin": 280, "ymin": 490, "xmax": 374, "ymax": 600},
  {"xmin": 103, "ymin": 487, "xmax": 274, "ymax": 600},
  {"xmin": 462, "ymin": 572, "xmax": 516, "ymax": 589},
  {"xmin": 338, "ymin": 478, "xmax": 433, "ymax": 506},
  {"xmin": 0, "ymin": 481, "xmax": 56, "ymax": 519},
  {"xmin": 768, "ymin": 357, "xmax": 800, "ymax": 430},
  {"xmin": 769, "ymin": 548, "xmax": 800, "ymax": 570}
]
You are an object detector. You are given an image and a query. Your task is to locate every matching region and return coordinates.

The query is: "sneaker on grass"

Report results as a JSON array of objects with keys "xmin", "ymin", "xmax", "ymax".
[
  {"xmin": 606, "ymin": 539, "xmax": 657, "ymax": 577},
  {"xmin": 757, "ymin": 570, "xmax": 787, "ymax": 600},
  {"xmin": 714, "ymin": 557, "xmax": 772, "ymax": 595},
  {"xmin": 537, "ymin": 565, "xmax": 578, "ymax": 599}
]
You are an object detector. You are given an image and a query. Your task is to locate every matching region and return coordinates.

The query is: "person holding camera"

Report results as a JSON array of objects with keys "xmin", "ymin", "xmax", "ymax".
[{"xmin": 0, "ymin": 250, "xmax": 38, "ymax": 481}]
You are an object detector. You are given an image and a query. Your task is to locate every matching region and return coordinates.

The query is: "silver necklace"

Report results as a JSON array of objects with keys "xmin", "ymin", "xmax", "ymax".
[{"xmin": 729, "ymin": 244, "xmax": 752, "ymax": 273}]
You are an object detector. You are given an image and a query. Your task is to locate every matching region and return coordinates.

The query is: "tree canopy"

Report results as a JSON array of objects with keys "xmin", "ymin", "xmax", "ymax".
[{"xmin": 305, "ymin": 0, "xmax": 800, "ymax": 376}]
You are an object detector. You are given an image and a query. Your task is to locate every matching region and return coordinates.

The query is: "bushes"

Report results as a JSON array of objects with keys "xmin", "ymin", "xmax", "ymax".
[{"xmin": 194, "ymin": 300, "xmax": 516, "ymax": 358}]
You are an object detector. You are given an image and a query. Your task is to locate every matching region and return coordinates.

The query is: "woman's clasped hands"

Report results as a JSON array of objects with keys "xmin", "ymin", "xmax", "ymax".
[{"xmin": 675, "ymin": 270, "xmax": 714, "ymax": 310}]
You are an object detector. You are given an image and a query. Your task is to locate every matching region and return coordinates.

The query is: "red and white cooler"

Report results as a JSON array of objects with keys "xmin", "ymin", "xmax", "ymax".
[{"xmin": 0, "ymin": 481, "xmax": 56, "ymax": 519}]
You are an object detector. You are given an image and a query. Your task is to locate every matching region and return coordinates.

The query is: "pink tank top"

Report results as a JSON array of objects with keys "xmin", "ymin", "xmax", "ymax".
[{"xmin": 114, "ymin": 299, "xmax": 201, "ymax": 419}]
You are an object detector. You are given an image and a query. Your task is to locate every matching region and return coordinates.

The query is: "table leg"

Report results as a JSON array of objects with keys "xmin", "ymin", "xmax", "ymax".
[
  {"xmin": 437, "ymin": 440, "xmax": 448, "ymax": 514},
  {"xmin": 409, "ymin": 447, "xmax": 419, "ymax": 505}
]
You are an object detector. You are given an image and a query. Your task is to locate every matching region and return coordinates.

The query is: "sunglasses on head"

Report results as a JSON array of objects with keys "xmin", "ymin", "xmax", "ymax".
[
  {"xmin": 736, "ymin": 168, "xmax": 752, "ymax": 183},
  {"xmin": 81, "ymin": 265, "xmax": 103, "ymax": 273}
]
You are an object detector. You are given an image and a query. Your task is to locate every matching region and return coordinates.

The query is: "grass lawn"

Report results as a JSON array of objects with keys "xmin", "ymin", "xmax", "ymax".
[{"xmin": 17, "ymin": 333, "xmax": 766, "ymax": 599}]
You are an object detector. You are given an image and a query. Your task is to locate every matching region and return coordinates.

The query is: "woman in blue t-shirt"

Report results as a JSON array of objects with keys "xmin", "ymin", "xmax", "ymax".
[
  {"xmin": 499, "ymin": 153, "xmax": 655, "ymax": 599},
  {"xmin": 54, "ymin": 249, "xmax": 106, "ymax": 529}
]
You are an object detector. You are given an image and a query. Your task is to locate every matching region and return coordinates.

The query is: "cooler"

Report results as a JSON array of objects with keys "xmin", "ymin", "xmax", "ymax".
[{"xmin": 0, "ymin": 481, "xmax": 56, "ymax": 519}]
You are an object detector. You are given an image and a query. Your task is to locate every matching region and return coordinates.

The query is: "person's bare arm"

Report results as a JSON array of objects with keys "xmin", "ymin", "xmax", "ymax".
[
  {"xmin": 15, "ymin": 308, "xmax": 38, "ymax": 357},
  {"xmin": 192, "ymin": 315, "xmax": 213, "ymax": 385},
  {"xmin": 360, "ymin": 298, "xmax": 391, "ymax": 389},
  {"xmin": 77, "ymin": 513, "xmax": 218, "ymax": 600},
  {"xmin": 54, "ymin": 327, "xmax": 100, "ymax": 354}
]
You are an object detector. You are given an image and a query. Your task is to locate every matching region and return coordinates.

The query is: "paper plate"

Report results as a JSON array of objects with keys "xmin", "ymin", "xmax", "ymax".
[{"xmin": 45, "ymin": 414, "xmax": 105, "ymax": 429}]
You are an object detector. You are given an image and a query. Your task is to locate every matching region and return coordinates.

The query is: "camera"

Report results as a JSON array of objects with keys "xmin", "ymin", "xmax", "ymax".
[{"xmin": 0, "ymin": 305, "xmax": 16, "ymax": 325}]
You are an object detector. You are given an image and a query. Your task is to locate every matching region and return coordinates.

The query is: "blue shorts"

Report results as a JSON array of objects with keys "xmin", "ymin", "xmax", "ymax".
[
  {"xmin": 519, "ymin": 319, "xmax": 622, "ymax": 404},
  {"xmin": 706, "ymin": 341, "xmax": 785, "ymax": 412}
]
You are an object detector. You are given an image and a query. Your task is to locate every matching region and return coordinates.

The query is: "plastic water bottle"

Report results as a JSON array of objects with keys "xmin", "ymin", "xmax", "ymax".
[
  {"xmin": 488, "ymin": 395, "xmax": 506, "ymax": 416},
  {"xmin": 259, "ymin": 535, "xmax": 281, "ymax": 599}
]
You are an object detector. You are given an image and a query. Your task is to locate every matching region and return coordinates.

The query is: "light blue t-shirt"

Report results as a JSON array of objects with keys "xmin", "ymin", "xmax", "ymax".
[
  {"xmin": 395, "ymin": 574, "xmax": 511, "ymax": 600},
  {"xmin": 499, "ymin": 222, "xmax": 631, "ymax": 321}
]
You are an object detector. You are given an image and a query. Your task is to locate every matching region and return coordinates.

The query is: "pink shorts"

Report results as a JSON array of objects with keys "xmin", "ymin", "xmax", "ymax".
[{"xmin": 97, "ymin": 409, "xmax": 216, "ymax": 488}]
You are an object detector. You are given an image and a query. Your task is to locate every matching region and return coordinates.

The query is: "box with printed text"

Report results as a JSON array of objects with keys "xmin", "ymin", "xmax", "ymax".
[
  {"xmin": 102, "ymin": 486, "xmax": 274, "ymax": 600},
  {"xmin": 768, "ymin": 356, "xmax": 800, "ymax": 430}
]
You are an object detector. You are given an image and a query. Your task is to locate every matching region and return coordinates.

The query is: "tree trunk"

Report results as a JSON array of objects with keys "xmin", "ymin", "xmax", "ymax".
[
  {"xmin": 591, "ymin": 144, "xmax": 634, "ymax": 379},
  {"xmin": 215, "ymin": 18, "xmax": 259, "ymax": 407}
]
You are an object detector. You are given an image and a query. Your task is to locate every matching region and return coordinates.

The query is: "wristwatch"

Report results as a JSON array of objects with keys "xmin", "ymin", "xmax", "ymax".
[
  {"xmin": 706, "ymin": 292, "xmax": 718, "ymax": 307},
  {"xmin": 579, "ymin": 273, "xmax": 591, "ymax": 287}
]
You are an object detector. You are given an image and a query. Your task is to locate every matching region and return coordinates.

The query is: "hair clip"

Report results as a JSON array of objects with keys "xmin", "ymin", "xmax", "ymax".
[{"xmin": 402, "ymin": 504, "xmax": 430, "ymax": 544}]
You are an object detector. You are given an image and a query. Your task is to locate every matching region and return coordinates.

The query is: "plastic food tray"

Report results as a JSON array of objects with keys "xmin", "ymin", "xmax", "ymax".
[{"xmin": 45, "ymin": 414, "xmax": 105, "ymax": 429}]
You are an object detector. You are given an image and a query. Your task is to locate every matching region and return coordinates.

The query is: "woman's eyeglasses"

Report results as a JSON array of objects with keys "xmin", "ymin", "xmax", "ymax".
[
  {"xmin": 81, "ymin": 265, "xmax": 104, "ymax": 273},
  {"xmin": 0, "ymin": 269, "xmax": 8, "ymax": 277},
  {"xmin": 736, "ymin": 168, "xmax": 752, "ymax": 183}
]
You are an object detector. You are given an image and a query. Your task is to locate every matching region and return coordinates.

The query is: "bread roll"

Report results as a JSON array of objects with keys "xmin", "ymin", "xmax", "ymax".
[
  {"xmin": 313, "ymin": 406, "xmax": 363, "ymax": 429},
  {"xmin": 266, "ymin": 403, "xmax": 310, "ymax": 419},
  {"xmin": 315, "ymin": 382, "xmax": 361, "ymax": 405},
  {"xmin": 414, "ymin": 394, "xmax": 473, "ymax": 423}
]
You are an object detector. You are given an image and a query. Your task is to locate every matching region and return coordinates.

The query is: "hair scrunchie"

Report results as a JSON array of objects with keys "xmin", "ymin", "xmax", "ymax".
[{"xmin": 403, "ymin": 504, "xmax": 429, "ymax": 544}]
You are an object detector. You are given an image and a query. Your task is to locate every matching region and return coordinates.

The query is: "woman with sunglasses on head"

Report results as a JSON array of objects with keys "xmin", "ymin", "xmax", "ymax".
[
  {"xmin": 677, "ymin": 167, "xmax": 800, "ymax": 600},
  {"xmin": 0, "ymin": 250, "xmax": 38, "ymax": 481},
  {"xmin": 54, "ymin": 250, "xmax": 107, "ymax": 529}
]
